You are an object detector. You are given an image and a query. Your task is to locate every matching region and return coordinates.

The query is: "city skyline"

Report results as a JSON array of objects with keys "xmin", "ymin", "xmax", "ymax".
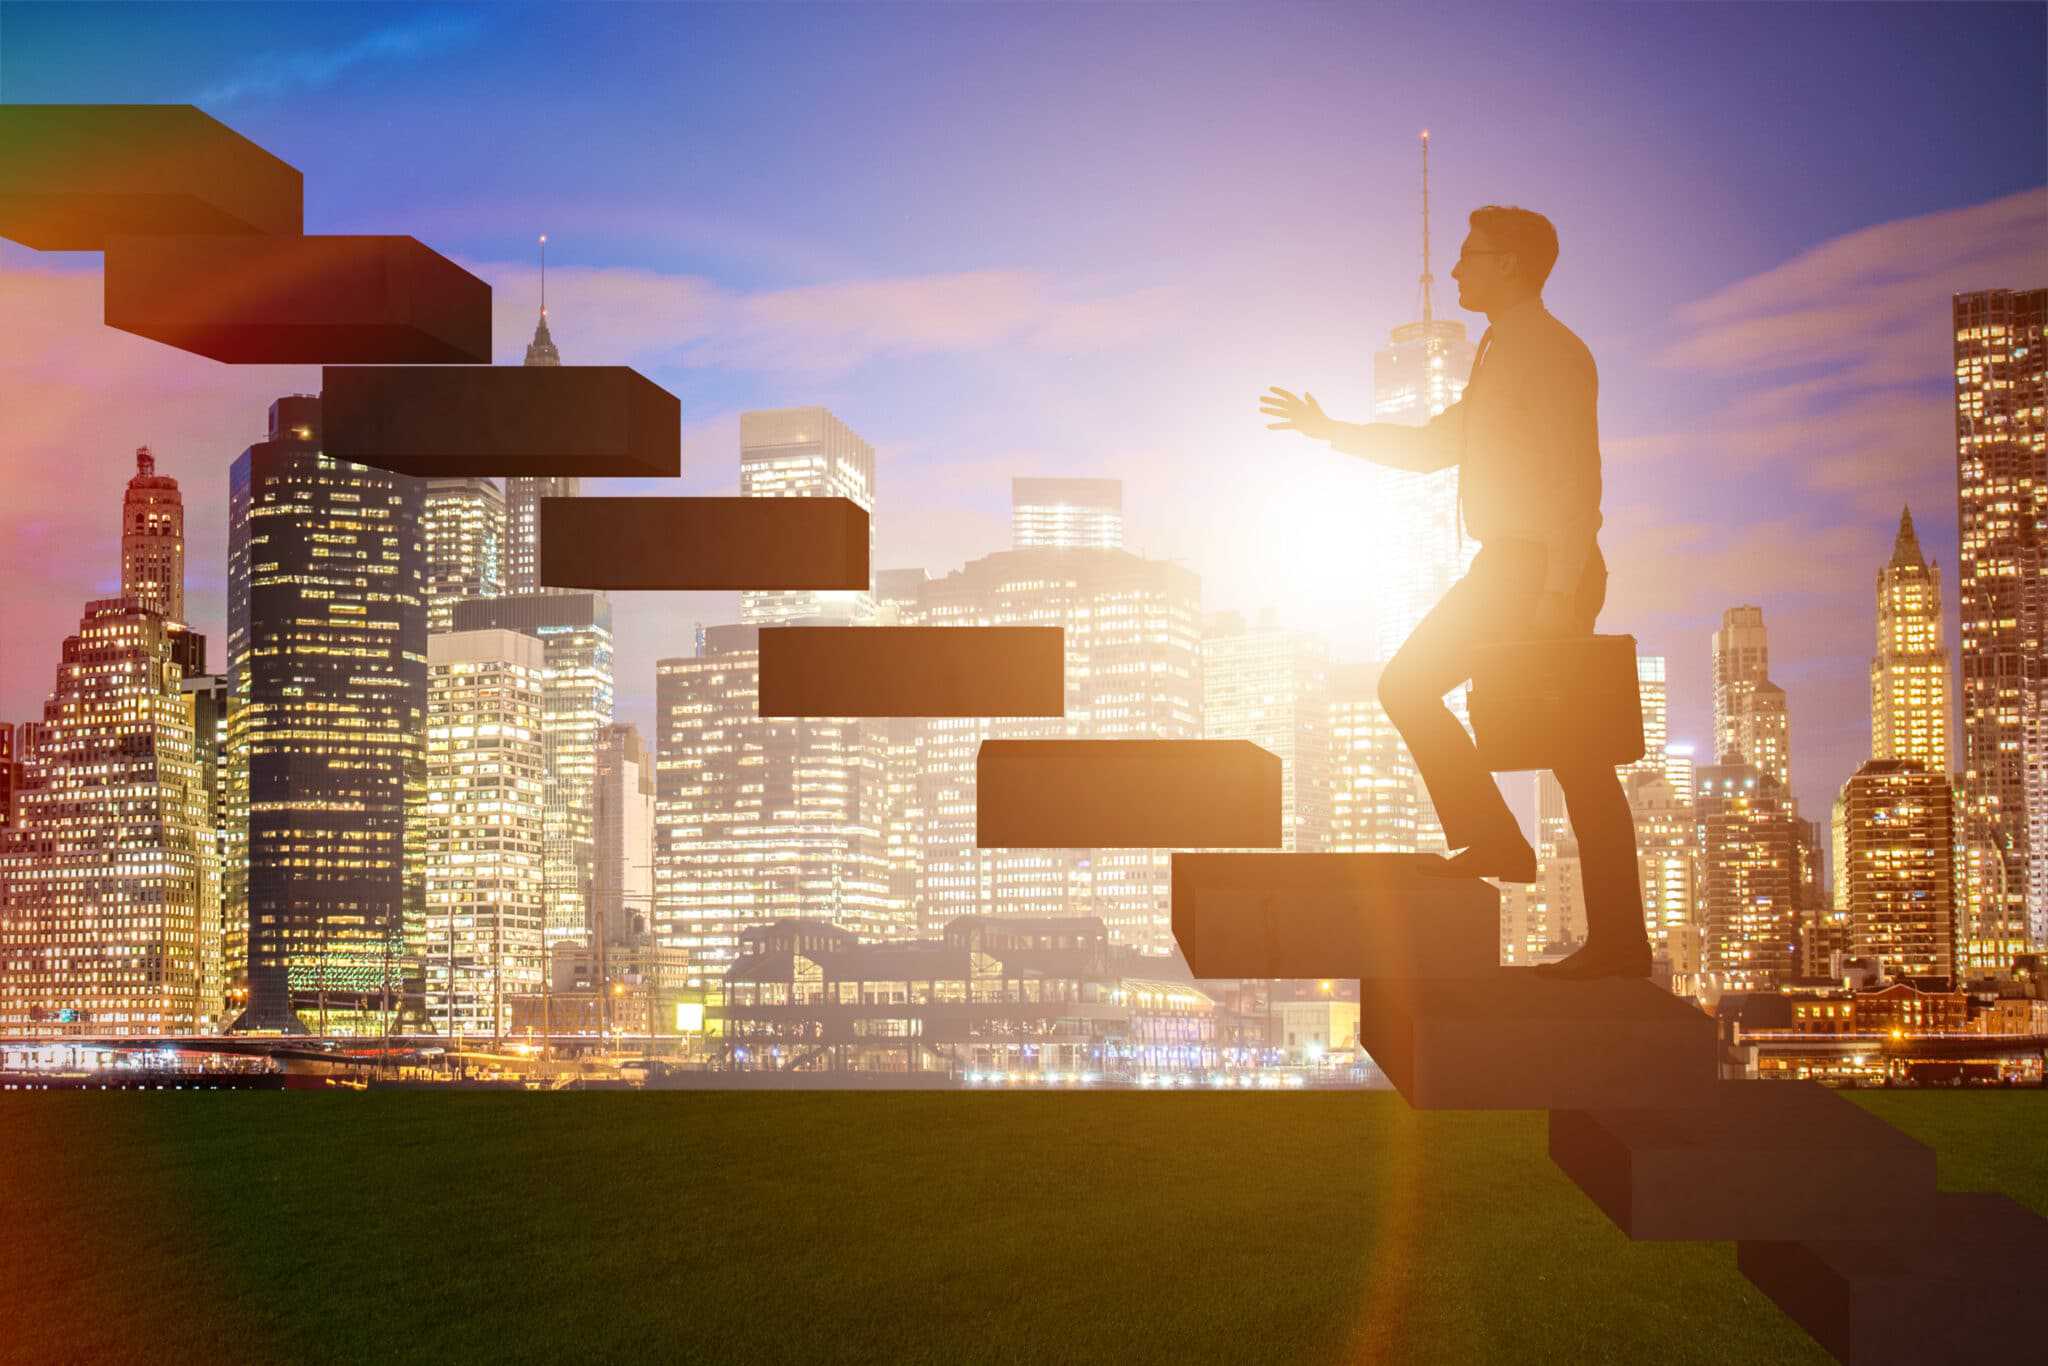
[{"xmin": 4, "ymin": 3, "xmax": 2044, "ymax": 829}]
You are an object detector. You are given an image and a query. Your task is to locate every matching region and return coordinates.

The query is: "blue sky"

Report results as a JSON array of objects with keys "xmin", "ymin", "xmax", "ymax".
[{"xmin": 3, "ymin": 0, "xmax": 2044, "ymax": 821}]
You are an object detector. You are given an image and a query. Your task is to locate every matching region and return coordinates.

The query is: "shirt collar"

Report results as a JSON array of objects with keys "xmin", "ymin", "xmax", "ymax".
[{"xmin": 1487, "ymin": 294, "xmax": 1548, "ymax": 336}]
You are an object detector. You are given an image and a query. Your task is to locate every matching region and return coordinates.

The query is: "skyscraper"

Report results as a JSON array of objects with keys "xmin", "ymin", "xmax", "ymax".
[
  {"xmin": 421, "ymin": 477, "xmax": 507, "ymax": 631},
  {"xmin": 228, "ymin": 396, "xmax": 426, "ymax": 1033},
  {"xmin": 452, "ymin": 593, "xmax": 615, "ymax": 953},
  {"xmin": 1712, "ymin": 606, "xmax": 1791, "ymax": 793},
  {"xmin": 1369, "ymin": 132, "xmax": 1478, "ymax": 663},
  {"xmin": 1952, "ymin": 287, "xmax": 2046, "ymax": 945},
  {"xmin": 0, "ymin": 599, "xmax": 218, "ymax": 1035},
  {"xmin": 1841, "ymin": 759, "xmax": 1956, "ymax": 983},
  {"xmin": 1627, "ymin": 770, "xmax": 1699, "ymax": 980},
  {"xmin": 909, "ymin": 545, "xmax": 1204, "ymax": 951},
  {"xmin": 1202, "ymin": 612, "xmax": 1331, "ymax": 852},
  {"xmin": 1328, "ymin": 662, "xmax": 1439, "ymax": 854},
  {"xmin": 506, "ymin": 270, "xmax": 576, "ymax": 595},
  {"xmin": 654, "ymin": 626, "xmax": 896, "ymax": 983},
  {"xmin": 1012, "ymin": 477, "xmax": 1123, "ymax": 550},
  {"xmin": 592, "ymin": 723, "xmax": 657, "ymax": 945},
  {"xmin": 425, "ymin": 629, "xmax": 546, "ymax": 1038},
  {"xmin": 738, "ymin": 407, "xmax": 877, "ymax": 625},
  {"xmin": 120, "ymin": 446, "xmax": 184, "ymax": 623},
  {"xmin": 1870, "ymin": 506, "xmax": 1951, "ymax": 773}
]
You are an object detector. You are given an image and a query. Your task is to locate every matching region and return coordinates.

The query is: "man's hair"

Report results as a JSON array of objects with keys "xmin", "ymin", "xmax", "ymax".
[{"xmin": 1469, "ymin": 205, "xmax": 1559, "ymax": 290}]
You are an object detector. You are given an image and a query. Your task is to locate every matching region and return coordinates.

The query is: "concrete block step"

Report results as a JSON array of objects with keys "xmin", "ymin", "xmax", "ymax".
[
  {"xmin": 975, "ymin": 740, "xmax": 1281, "ymax": 849},
  {"xmin": 538, "ymin": 496, "xmax": 869, "ymax": 591},
  {"xmin": 758, "ymin": 627, "xmax": 1064, "ymax": 718}
]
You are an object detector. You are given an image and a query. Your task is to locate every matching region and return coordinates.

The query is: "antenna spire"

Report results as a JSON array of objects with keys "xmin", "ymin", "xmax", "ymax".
[
  {"xmin": 538, "ymin": 233, "xmax": 548, "ymax": 317},
  {"xmin": 1419, "ymin": 130, "xmax": 1435, "ymax": 324}
]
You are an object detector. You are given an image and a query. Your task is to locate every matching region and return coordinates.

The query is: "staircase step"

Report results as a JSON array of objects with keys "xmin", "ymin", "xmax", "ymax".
[
  {"xmin": 758, "ymin": 627, "xmax": 1063, "ymax": 717},
  {"xmin": 1357, "ymin": 970, "xmax": 1718, "ymax": 1110},
  {"xmin": 103, "ymin": 233, "xmax": 490, "ymax": 364},
  {"xmin": 1739, "ymin": 1193, "xmax": 2048, "ymax": 1364},
  {"xmin": 975, "ymin": 740, "xmax": 1281, "ymax": 849},
  {"xmin": 538, "ymin": 497, "xmax": 869, "ymax": 591},
  {"xmin": 1171, "ymin": 853, "xmax": 1497, "ymax": 979},
  {"xmin": 0, "ymin": 103, "xmax": 302, "ymax": 250},
  {"xmin": 1548, "ymin": 1081, "xmax": 1935, "ymax": 1241},
  {"xmin": 321, "ymin": 365, "xmax": 680, "ymax": 478}
]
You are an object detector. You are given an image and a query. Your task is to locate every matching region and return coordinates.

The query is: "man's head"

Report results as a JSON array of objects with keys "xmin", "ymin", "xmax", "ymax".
[{"xmin": 1451, "ymin": 205, "xmax": 1558, "ymax": 315}]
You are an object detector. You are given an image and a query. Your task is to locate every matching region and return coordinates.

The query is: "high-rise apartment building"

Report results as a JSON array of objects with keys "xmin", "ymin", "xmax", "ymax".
[
  {"xmin": 1841, "ymin": 759, "xmax": 1956, "ymax": 983},
  {"xmin": 0, "ymin": 599, "xmax": 218, "ymax": 1035},
  {"xmin": 181, "ymin": 671, "xmax": 231, "ymax": 1019},
  {"xmin": 1952, "ymin": 287, "xmax": 2046, "ymax": 946},
  {"xmin": 738, "ymin": 407, "xmax": 878, "ymax": 625},
  {"xmin": 421, "ymin": 477, "xmax": 507, "ymax": 631},
  {"xmin": 1695, "ymin": 758, "xmax": 1801, "ymax": 994},
  {"xmin": 1328, "ymin": 663, "xmax": 1439, "ymax": 854},
  {"xmin": 1663, "ymin": 743, "xmax": 1698, "ymax": 806},
  {"xmin": 654, "ymin": 626, "xmax": 896, "ymax": 983},
  {"xmin": 1870, "ymin": 507, "xmax": 1951, "ymax": 773},
  {"xmin": 1012, "ymin": 478, "xmax": 1123, "ymax": 550},
  {"xmin": 593, "ymin": 723, "xmax": 657, "ymax": 945},
  {"xmin": 120, "ymin": 446, "xmax": 184, "ymax": 623},
  {"xmin": 452, "ymin": 593, "xmax": 615, "ymax": 952},
  {"xmin": 1202, "ymin": 612, "xmax": 1331, "ymax": 852},
  {"xmin": 1627, "ymin": 770, "xmax": 1699, "ymax": 975},
  {"xmin": 228, "ymin": 396, "xmax": 426, "ymax": 1033},
  {"xmin": 424, "ymin": 629, "xmax": 546, "ymax": 1038}
]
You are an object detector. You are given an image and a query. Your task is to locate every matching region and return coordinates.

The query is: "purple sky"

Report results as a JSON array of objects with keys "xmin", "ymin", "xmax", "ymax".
[{"xmin": 3, "ymin": 1, "xmax": 2044, "ymax": 825}]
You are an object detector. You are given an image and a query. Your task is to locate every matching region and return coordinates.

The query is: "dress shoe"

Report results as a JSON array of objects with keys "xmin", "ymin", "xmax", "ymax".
[
  {"xmin": 1416, "ymin": 841, "xmax": 1538, "ymax": 884},
  {"xmin": 1530, "ymin": 940, "xmax": 1653, "ymax": 980}
]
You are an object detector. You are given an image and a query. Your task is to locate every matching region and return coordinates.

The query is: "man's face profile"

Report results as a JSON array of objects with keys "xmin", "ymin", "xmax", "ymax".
[{"xmin": 1451, "ymin": 227, "xmax": 1517, "ymax": 315}]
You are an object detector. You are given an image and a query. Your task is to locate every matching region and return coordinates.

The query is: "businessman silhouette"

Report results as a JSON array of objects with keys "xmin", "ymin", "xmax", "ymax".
[{"xmin": 1260, "ymin": 205, "xmax": 1651, "ymax": 980}]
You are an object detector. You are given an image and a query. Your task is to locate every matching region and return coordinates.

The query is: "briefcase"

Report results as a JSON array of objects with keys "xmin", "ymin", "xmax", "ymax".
[{"xmin": 1467, "ymin": 633, "xmax": 1645, "ymax": 772}]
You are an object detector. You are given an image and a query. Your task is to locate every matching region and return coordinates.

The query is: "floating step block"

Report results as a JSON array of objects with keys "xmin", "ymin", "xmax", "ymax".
[
  {"xmin": 1356, "ymin": 970, "xmax": 1718, "ymax": 1110},
  {"xmin": 103, "ymin": 234, "xmax": 490, "ymax": 363},
  {"xmin": 758, "ymin": 627, "xmax": 1064, "ymax": 718},
  {"xmin": 321, "ymin": 365, "xmax": 680, "ymax": 478},
  {"xmin": 975, "ymin": 740, "xmax": 1281, "ymax": 849},
  {"xmin": 1171, "ymin": 853, "xmax": 1498, "ymax": 980},
  {"xmin": 1548, "ymin": 1081, "xmax": 1935, "ymax": 1241},
  {"xmin": 0, "ymin": 103, "xmax": 302, "ymax": 250},
  {"xmin": 1739, "ymin": 1193, "xmax": 2048, "ymax": 1364},
  {"xmin": 538, "ymin": 497, "xmax": 869, "ymax": 592}
]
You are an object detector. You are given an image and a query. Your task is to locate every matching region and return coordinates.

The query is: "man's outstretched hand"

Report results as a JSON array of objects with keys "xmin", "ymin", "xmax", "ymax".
[{"xmin": 1259, "ymin": 387, "xmax": 1334, "ymax": 442}]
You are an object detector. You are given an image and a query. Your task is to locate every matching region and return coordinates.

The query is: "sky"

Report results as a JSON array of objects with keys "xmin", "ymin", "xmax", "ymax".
[{"xmin": 2, "ymin": 0, "xmax": 2044, "ymax": 827}]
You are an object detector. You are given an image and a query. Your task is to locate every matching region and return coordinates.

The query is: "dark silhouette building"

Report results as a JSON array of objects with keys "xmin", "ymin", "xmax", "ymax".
[{"xmin": 228, "ymin": 395, "xmax": 426, "ymax": 1033}]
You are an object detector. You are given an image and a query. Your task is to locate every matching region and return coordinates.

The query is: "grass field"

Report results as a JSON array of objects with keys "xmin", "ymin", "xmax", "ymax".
[{"xmin": 2, "ymin": 1090, "xmax": 2042, "ymax": 1365}]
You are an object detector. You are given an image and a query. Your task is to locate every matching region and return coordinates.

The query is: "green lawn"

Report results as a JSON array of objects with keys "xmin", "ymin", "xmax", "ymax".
[{"xmin": 2, "ymin": 1090, "xmax": 2041, "ymax": 1365}]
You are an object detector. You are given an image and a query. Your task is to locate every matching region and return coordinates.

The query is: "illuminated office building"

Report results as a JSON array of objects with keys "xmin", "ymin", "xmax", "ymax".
[
  {"xmin": 452, "ymin": 593, "xmax": 614, "ymax": 952},
  {"xmin": 1712, "ymin": 607, "xmax": 1791, "ymax": 794},
  {"xmin": 0, "ymin": 599, "xmax": 217, "ymax": 1035},
  {"xmin": 1695, "ymin": 758, "xmax": 1801, "ymax": 995},
  {"xmin": 1627, "ymin": 770, "xmax": 1699, "ymax": 974},
  {"xmin": 1202, "ymin": 612, "xmax": 1331, "ymax": 852},
  {"xmin": 425, "ymin": 629, "xmax": 546, "ymax": 1038},
  {"xmin": 228, "ymin": 396, "xmax": 426, "ymax": 1033},
  {"xmin": 121, "ymin": 446, "xmax": 185, "ymax": 623},
  {"xmin": 910, "ymin": 546, "xmax": 1204, "ymax": 951},
  {"xmin": 1952, "ymin": 287, "xmax": 2046, "ymax": 946},
  {"xmin": 421, "ymin": 477, "xmax": 506, "ymax": 631},
  {"xmin": 181, "ymin": 671, "xmax": 231, "ymax": 1019},
  {"xmin": 654, "ymin": 626, "xmax": 896, "ymax": 984},
  {"xmin": 1328, "ymin": 662, "xmax": 1438, "ymax": 854},
  {"xmin": 1841, "ymin": 759, "xmax": 1956, "ymax": 983},
  {"xmin": 1663, "ymin": 743, "xmax": 1697, "ymax": 806},
  {"xmin": 739, "ymin": 407, "xmax": 877, "ymax": 625},
  {"xmin": 1870, "ymin": 507, "xmax": 1951, "ymax": 773},
  {"xmin": 1012, "ymin": 477, "xmax": 1123, "ymax": 550}
]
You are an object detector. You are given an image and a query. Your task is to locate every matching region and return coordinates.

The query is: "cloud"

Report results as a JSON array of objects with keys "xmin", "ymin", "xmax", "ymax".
[
  {"xmin": 471, "ymin": 259, "xmax": 1192, "ymax": 376},
  {"xmin": 191, "ymin": 11, "xmax": 488, "ymax": 109}
]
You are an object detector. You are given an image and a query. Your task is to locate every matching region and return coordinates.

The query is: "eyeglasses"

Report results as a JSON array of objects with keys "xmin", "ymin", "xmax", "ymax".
[{"xmin": 1455, "ymin": 249, "xmax": 1513, "ymax": 266}]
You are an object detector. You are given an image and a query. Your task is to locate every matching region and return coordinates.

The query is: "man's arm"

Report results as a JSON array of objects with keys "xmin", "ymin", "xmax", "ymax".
[{"xmin": 1324, "ymin": 402, "xmax": 1463, "ymax": 474}]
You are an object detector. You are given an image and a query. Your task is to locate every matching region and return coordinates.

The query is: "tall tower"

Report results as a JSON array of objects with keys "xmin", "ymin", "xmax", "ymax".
[
  {"xmin": 1203, "ymin": 612, "xmax": 1332, "ymax": 852},
  {"xmin": 507, "ymin": 234, "xmax": 578, "ymax": 596},
  {"xmin": 738, "ymin": 407, "xmax": 877, "ymax": 625},
  {"xmin": 121, "ymin": 446, "xmax": 185, "ymax": 623},
  {"xmin": 1842, "ymin": 759, "xmax": 1956, "ymax": 983},
  {"xmin": 1370, "ymin": 131, "xmax": 1478, "ymax": 662},
  {"xmin": 228, "ymin": 396, "xmax": 427, "ymax": 1033},
  {"xmin": 1870, "ymin": 506, "xmax": 1951, "ymax": 773},
  {"xmin": 1695, "ymin": 758, "xmax": 1801, "ymax": 995},
  {"xmin": 1712, "ymin": 606, "xmax": 1790, "ymax": 794},
  {"xmin": 1953, "ymin": 287, "xmax": 2046, "ymax": 947}
]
